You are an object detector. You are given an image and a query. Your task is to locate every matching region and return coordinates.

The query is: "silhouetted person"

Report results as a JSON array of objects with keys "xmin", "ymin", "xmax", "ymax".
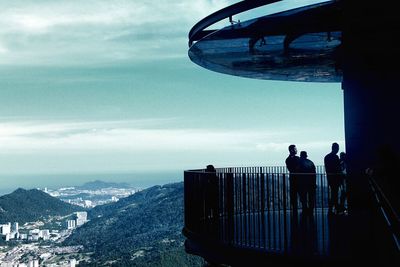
[
  {"xmin": 338, "ymin": 152, "xmax": 348, "ymax": 213},
  {"xmin": 205, "ymin": 164, "xmax": 219, "ymax": 237},
  {"xmin": 286, "ymin": 144, "xmax": 300, "ymax": 212},
  {"xmin": 324, "ymin": 143, "xmax": 341, "ymax": 214},
  {"xmin": 297, "ymin": 151, "xmax": 317, "ymax": 215}
]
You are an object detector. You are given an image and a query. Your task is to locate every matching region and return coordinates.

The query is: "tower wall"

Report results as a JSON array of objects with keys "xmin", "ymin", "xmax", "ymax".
[{"xmin": 342, "ymin": 1, "xmax": 400, "ymax": 209}]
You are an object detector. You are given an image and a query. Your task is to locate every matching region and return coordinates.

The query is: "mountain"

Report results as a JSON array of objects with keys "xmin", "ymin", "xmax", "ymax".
[
  {"xmin": 0, "ymin": 188, "xmax": 84, "ymax": 224},
  {"xmin": 77, "ymin": 180, "xmax": 131, "ymax": 190},
  {"xmin": 64, "ymin": 182, "xmax": 204, "ymax": 266}
]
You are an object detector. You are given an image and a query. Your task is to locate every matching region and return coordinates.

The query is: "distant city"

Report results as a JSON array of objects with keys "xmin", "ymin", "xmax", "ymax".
[
  {"xmin": 44, "ymin": 180, "xmax": 141, "ymax": 208},
  {"xmin": 0, "ymin": 180, "xmax": 141, "ymax": 267}
]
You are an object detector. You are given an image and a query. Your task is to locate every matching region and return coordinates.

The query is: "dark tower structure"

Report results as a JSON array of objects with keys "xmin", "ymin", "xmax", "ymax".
[
  {"xmin": 184, "ymin": 0, "xmax": 399, "ymax": 265},
  {"xmin": 342, "ymin": 1, "xmax": 399, "ymax": 210}
]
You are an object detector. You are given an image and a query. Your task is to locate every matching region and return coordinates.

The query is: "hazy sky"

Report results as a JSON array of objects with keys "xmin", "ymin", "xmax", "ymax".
[{"xmin": 0, "ymin": 0, "xmax": 343, "ymax": 178}]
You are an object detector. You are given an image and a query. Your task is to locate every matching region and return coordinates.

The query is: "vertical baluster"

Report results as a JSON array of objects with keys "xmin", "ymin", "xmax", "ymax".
[
  {"xmin": 267, "ymin": 172, "xmax": 271, "ymax": 250},
  {"xmin": 322, "ymin": 170, "xmax": 325, "ymax": 251},
  {"xmin": 272, "ymin": 172, "xmax": 276, "ymax": 250},
  {"xmin": 242, "ymin": 170, "xmax": 247, "ymax": 247},
  {"xmin": 252, "ymin": 169, "xmax": 255, "ymax": 247},
  {"xmin": 247, "ymin": 169, "xmax": 250, "ymax": 247},
  {"xmin": 218, "ymin": 171, "xmax": 222, "ymax": 242},
  {"xmin": 257, "ymin": 169, "xmax": 261, "ymax": 249},
  {"xmin": 239, "ymin": 168, "xmax": 243, "ymax": 246},
  {"xmin": 250, "ymin": 168, "xmax": 252, "ymax": 247},
  {"xmin": 247, "ymin": 168, "xmax": 250, "ymax": 245},
  {"xmin": 283, "ymin": 173, "xmax": 288, "ymax": 252},
  {"xmin": 278, "ymin": 172, "xmax": 282, "ymax": 250},
  {"xmin": 233, "ymin": 168, "xmax": 236, "ymax": 244},
  {"xmin": 261, "ymin": 168, "xmax": 266, "ymax": 249},
  {"xmin": 201, "ymin": 171, "xmax": 205, "ymax": 235},
  {"xmin": 225, "ymin": 171, "xmax": 230, "ymax": 243},
  {"xmin": 221, "ymin": 172, "xmax": 225, "ymax": 242},
  {"xmin": 226, "ymin": 171, "xmax": 234, "ymax": 245}
]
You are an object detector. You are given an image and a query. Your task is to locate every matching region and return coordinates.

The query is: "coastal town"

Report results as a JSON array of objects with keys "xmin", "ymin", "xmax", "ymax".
[
  {"xmin": 0, "ymin": 212, "xmax": 88, "ymax": 266},
  {"xmin": 44, "ymin": 181, "xmax": 140, "ymax": 208},
  {"xmin": 0, "ymin": 181, "xmax": 140, "ymax": 266}
]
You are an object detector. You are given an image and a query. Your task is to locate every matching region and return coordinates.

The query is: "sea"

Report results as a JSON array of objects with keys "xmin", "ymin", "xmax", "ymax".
[{"xmin": 0, "ymin": 170, "xmax": 183, "ymax": 196}]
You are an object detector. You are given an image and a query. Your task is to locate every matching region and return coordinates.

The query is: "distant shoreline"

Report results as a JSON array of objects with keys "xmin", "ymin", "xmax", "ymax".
[{"xmin": 0, "ymin": 170, "xmax": 183, "ymax": 196}]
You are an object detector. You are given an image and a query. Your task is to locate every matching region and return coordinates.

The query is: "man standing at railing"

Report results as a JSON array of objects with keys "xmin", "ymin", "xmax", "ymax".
[
  {"xmin": 286, "ymin": 144, "xmax": 300, "ymax": 213},
  {"xmin": 297, "ymin": 151, "xmax": 317, "ymax": 215},
  {"xmin": 324, "ymin": 142, "xmax": 342, "ymax": 214}
]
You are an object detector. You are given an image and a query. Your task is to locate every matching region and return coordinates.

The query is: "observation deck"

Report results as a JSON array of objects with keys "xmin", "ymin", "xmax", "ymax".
[
  {"xmin": 185, "ymin": 0, "xmax": 400, "ymax": 265},
  {"xmin": 183, "ymin": 167, "xmax": 399, "ymax": 265}
]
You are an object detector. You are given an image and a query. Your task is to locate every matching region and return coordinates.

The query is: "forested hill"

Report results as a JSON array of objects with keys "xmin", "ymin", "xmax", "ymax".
[
  {"xmin": 0, "ymin": 188, "xmax": 83, "ymax": 223},
  {"xmin": 64, "ymin": 182, "xmax": 204, "ymax": 266},
  {"xmin": 87, "ymin": 182, "xmax": 174, "ymax": 219}
]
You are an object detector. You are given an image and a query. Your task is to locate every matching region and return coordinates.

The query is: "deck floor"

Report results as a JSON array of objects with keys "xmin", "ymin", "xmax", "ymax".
[{"xmin": 216, "ymin": 208, "xmax": 372, "ymax": 260}]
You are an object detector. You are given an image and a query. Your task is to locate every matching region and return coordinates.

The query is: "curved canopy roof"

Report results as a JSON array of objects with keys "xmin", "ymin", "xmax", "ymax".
[{"xmin": 188, "ymin": 0, "xmax": 342, "ymax": 82}]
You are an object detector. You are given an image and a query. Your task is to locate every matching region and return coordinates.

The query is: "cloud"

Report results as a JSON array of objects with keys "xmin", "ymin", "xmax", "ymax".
[
  {"xmin": 0, "ymin": 118, "xmax": 343, "ymax": 167},
  {"xmin": 0, "ymin": 119, "xmax": 281, "ymax": 153},
  {"xmin": 0, "ymin": 118, "xmax": 343, "ymax": 173},
  {"xmin": 0, "ymin": 0, "xmax": 230, "ymax": 65},
  {"xmin": 0, "ymin": 0, "xmax": 328, "ymax": 66}
]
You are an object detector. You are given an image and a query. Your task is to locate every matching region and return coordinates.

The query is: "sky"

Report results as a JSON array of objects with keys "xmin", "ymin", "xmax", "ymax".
[{"xmin": 0, "ymin": 0, "xmax": 344, "ymax": 187}]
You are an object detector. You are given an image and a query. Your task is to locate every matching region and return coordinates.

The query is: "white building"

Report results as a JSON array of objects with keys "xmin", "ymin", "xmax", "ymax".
[
  {"xmin": 66, "ymin": 220, "xmax": 76, "ymax": 230},
  {"xmin": 75, "ymin": 212, "xmax": 87, "ymax": 226},
  {"xmin": 28, "ymin": 229, "xmax": 40, "ymax": 241},
  {"xmin": 39, "ymin": 229, "xmax": 50, "ymax": 240},
  {"xmin": 9, "ymin": 231, "xmax": 19, "ymax": 240},
  {"xmin": 11, "ymin": 222, "xmax": 19, "ymax": 233},
  {"xmin": 29, "ymin": 229, "xmax": 40, "ymax": 235},
  {"xmin": 84, "ymin": 200, "xmax": 92, "ymax": 208},
  {"xmin": 70, "ymin": 259, "xmax": 77, "ymax": 267},
  {"xmin": 27, "ymin": 260, "xmax": 39, "ymax": 267},
  {"xmin": 19, "ymin": 233, "xmax": 28, "ymax": 240},
  {"xmin": 0, "ymin": 223, "xmax": 11, "ymax": 235}
]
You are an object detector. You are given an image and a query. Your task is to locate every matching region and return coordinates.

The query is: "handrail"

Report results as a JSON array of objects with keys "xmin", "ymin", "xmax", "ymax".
[
  {"xmin": 369, "ymin": 176, "xmax": 400, "ymax": 251},
  {"xmin": 184, "ymin": 165, "xmax": 343, "ymax": 176},
  {"xmin": 189, "ymin": 0, "xmax": 282, "ymax": 46}
]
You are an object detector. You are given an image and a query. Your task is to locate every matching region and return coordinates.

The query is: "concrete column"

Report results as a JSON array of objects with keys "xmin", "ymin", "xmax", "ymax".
[{"xmin": 342, "ymin": 1, "xmax": 400, "ymax": 209}]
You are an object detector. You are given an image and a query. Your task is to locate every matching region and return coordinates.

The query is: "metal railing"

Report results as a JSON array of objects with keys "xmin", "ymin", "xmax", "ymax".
[
  {"xmin": 369, "ymin": 176, "xmax": 400, "ymax": 254},
  {"xmin": 184, "ymin": 166, "xmax": 332, "ymax": 255},
  {"xmin": 189, "ymin": 0, "xmax": 281, "ymax": 46}
]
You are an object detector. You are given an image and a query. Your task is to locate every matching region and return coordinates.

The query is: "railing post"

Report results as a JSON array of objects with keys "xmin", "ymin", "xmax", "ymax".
[
  {"xmin": 226, "ymin": 172, "xmax": 235, "ymax": 245},
  {"xmin": 283, "ymin": 173, "xmax": 288, "ymax": 252},
  {"xmin": 243, "ymin": 172, "xmax": 247, "ymax": 245},
  {"xmin": 272, "ymin": 173, "xmax": 276, "ymax": 250},
  {"xmin": 260, "ymin": 168, "xmax": 266, "ymax": 249}
]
